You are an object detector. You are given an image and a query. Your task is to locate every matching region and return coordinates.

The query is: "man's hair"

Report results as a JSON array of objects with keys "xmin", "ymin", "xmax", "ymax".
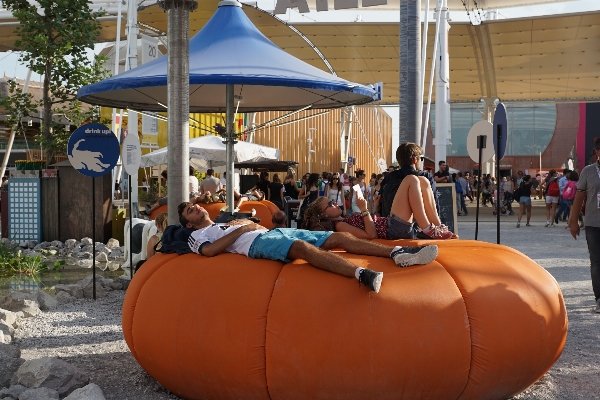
[
  {"xmin": 177, "ymin": 202, "xmax": 191, "ymax": 226},
  {"xmin": 457, "ymin": 172, "xmax": 463, "ymax": 177},
  {"xmin": 161, "ymin": 170, "xmax": 168, "ymax": 179},
  {"xmin": 563, "ymin": 168, "xmax": 570, "ymax": 175},
  {"xmin": 438, "ymin": 160, "xmax": 446, "ymax": 166},
  {"xmin": 189, "ymin": 166, "xmax": 195, "ymax": 176},
  {"xmin": 272, "ymin": 210, "xmax": 287, "ymax": 225},
  {"xmin": 595, "ymin": 137, "xmax": 600, "ymax": 151},
  {"xmin": 396, "ymin": 142, "xmax": 422, "ymax": 166},
  {"xmin": 206, "ymin": 169, "xmax": 214, "ymax": 176}
]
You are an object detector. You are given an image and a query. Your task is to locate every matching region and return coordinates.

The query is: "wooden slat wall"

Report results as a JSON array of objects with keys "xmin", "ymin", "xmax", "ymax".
[{"xmin": 250, "ymin": 106, "xmax": 392, "ymax": 178}]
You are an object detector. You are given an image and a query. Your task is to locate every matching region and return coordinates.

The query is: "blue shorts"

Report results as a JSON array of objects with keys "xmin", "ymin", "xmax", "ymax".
[
  {"xmin": 248, "ymin": 228, "xmax": 333, "ymax": 262},
  {"xmin": 387, "ymin": 213, "xmax": 417, "ymax": 239},
  {"xmin": 519, "ymin": 196, "xmax": 532, "ymax": 205}
]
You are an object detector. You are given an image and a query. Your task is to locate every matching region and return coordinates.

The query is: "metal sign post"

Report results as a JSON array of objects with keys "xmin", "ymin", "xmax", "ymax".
[
  {"xmin": 493, "ymin": 103, "xmax": 508, "ymax": 245},
  {"xmin": 475, "ymin": 135, "xmax": 486, "ymax": 241},
  {"xmin": 122, "ymin": 132, "xmax": 142, "ymax": 277},
  {"xmin": 67, "ymin": 123, "xmax": 120, "ymax": 299}
]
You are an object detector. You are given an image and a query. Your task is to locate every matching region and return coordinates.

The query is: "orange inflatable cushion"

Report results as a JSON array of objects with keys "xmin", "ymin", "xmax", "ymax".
[{"xmin": 122, "ymin": 239, "xmax": 567, "ymax": 400}]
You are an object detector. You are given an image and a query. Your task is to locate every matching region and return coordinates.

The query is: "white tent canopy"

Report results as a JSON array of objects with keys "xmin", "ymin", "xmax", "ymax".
[{"xmin": 140, "ymin": 135, "xmax": 280, "ymax": 171}]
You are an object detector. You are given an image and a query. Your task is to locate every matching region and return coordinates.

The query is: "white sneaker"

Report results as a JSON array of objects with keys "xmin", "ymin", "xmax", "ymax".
[
  {"xmin": 545, "ymin": 221, "xmax": 551, "ymax": 227},
  {"xmin": 391, "ymin": 245, "xmax": 439, "ymax": 267},
  {"xmin": 516, "ymin": 222, "xmax": 520, "ymax": 228}
]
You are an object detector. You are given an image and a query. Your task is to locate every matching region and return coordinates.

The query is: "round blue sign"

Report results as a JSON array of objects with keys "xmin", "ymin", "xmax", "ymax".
[
  {"xmin": 67, "ymin": 123, "xmax": 119, "ymax": 177},
  {"xmin": 493, "ymin": 103, "xmax": 508, "ymax": 160}
]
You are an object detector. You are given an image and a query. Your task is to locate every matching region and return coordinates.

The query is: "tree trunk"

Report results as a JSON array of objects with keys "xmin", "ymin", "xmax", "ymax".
[
  {"xmin": 43, "ymin": 58, "xmax": 54, "ymax": 166},
  {"xmin": 399, "ymin": 0, "xmax": 421, "ymax": 145}
]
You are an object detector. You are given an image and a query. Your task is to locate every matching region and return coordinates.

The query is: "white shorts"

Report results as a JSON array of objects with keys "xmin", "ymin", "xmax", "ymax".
[{"xmin": 545, "ymin": 195, "xmax": 559, "ymax": 204}]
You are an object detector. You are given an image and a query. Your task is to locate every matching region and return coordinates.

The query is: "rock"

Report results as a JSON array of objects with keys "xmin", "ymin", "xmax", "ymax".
[
  {"xmin": 54, "ymin": 285, "xmax": 83, "ymax": 299},
  {"xmin": 11, "ymin": 357, "xmax": 89, "ymax": 397},
  {"xmin": 0, "ymin": 342, "xmax": 20, "ymax": 359},
  {"xmin": 50, "ymin": 241, "xmax": 63, "ymax": 249},
  {"xmin": 0, "ymin": 309, "xmax": 18, "ymax": 328},
  {"xmin": 62, "ymin": 383, "xmax": 105, "ymax": 400},
  {"xmin": 0, "ymin": 293, "xmax": 40, "ymax": 317},
  {"xmin": 0, "ymin": 321, "xmax": 14, "ymax": 337},
  {"xmin": 80, "ymin": 238, "xmax": 92, "ymax": 246},
  {"xmin": 54, "ymin": 291, "xmax": 75, "ymax": 305},
  {"xmin": 0, "ymin": 357, "xmax": 24, "ymax": 388},
  {"xmin": 95, "ymin": 252, "xmax": 109, "ymax": 263},
  {"xmin": 77, "ymin": 259, "xmax": 92, "ymax": 268},
  {"xmin": 107, "ymin": 280, "xmax": 122, "ymax": 291},
  {"xmin": 114, "ymin": 275, "xmax": 130, "ymax": 290},
  {"xmin": 18, "ymin": 387, "xmax": 60, "ymax": 399},
  {"xmin": 58, "ymin": 248, "xmax": 71, "ymax": 257},
  {"xmin": 65, "ymin": 239, "xmax": 77, "ymax": 249},
  {"xmin": 82, "ymin": 283, "xmax": 106, "ymax": 299},
  {"xmin": 94, "ymin": 242, "xmax": 106, "ymax": 251},
  {"xmin": 35, "ymin": 292, "xmax": 57, "ymax": 312},
  {"xmin": 0, "ymin": 331, "xmax": 9, "ymax": 344},
  {"xmin": 106, "ymin": 238, "xmax": 120, "ymax": 249},
  {"xmin": 0, "ymin": 384, "xmax": 27, "ymax": 399},
  {"xmin": 41, "ymin": 249, "xmax": 57, "ymax": 256},
  {"xmin": 107, "ymin": 262, "xmax": 121, "ymax": 271}
]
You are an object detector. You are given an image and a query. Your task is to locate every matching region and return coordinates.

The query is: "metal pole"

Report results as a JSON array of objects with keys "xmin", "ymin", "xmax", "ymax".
[
  {"xmin": 399, "ymin": 0, "xmax": 421, "ymax": 144},
  {"xmin": 496, "ymin": 124, "xmax": 501, "ymax": 244},
  {"xmin": 475, "ymin": 135, "xmax": 485, "ymax": 240},
  {"xmin": 92, "ymin": 177, "xmax": 96, "ymax": 300},
  {"xmin": 160, "ymin": 0, "xmax": 198, "ymax": 224},
  {"xmin": 417, "ymin": 0, "xmax": 431, "ymax": 147},
  {"xmin": 225, "ymin": 84, "xmax": 236, "ymax": 212},
  {"xmin": 129, "ymin": 176, "xmax": 133, "ymax": 276},
  {"xmin": 421, "ymin": 2, "xmax": 442, "ymax": 151}
]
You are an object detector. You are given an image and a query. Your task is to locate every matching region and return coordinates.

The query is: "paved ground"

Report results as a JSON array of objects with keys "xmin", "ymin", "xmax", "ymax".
[{"xmin": 457, "ymin": 198, "xmax": 600, "ymax": 400}]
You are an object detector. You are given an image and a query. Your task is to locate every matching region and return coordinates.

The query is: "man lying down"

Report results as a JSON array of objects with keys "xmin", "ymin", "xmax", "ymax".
[{"xmin": 177, "ymin": 202, "xmax": 439, "ymax": 293}]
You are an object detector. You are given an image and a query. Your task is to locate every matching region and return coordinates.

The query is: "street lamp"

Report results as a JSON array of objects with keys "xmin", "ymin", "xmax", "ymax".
[{"xmin": 308, "ymin": 128, "xmax": 316, "ymax": 173}]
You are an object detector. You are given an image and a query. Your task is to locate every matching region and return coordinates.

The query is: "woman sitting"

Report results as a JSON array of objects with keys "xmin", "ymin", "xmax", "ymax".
[{"xmin": 135, "ymin": 212, "xmax": 167, "ymax": 271}]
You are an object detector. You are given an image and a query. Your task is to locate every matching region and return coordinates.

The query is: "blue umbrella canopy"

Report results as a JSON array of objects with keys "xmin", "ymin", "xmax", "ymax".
[{"xmin": 78, "ymin": 0, "xmax": 381, "ymax": 112}]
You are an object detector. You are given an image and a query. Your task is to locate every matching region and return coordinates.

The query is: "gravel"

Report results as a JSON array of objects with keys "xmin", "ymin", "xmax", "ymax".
[{"xmin": 9, "ymin": 201, "xmax": 600, "ymax": 399}]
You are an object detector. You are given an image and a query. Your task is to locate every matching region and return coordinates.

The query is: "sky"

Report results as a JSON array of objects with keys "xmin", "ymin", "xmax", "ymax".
[{"xmin": 0, "ymin": 0, "xmax": 598, "ymax": 161}]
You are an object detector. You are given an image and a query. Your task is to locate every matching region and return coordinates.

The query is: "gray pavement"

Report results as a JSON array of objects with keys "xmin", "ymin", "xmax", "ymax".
[{"xmin": 455, "ymin": 198, "xmax": 599, "ymax": 400}]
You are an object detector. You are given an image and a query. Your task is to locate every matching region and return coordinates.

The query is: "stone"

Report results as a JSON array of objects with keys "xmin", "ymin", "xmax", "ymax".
[
  {"xmin": 0, "ymin": 342, "xmax": 20, "ymax": 359},
  {"xmin": 80, "ymin": 238, "xmax": 92, "ymax": 246},
  {"xmin": 54, "ymin": 291, "xmax": 75, "ymax": 305},
  {"xmin": 95, "ymin": 252, "xmax": 109, "ymax": 263},
  {"xmin": 0, "ymin": 357, "xmax": 24, "ymax": 388},
  {"xmin": 18, "ymin": 387, "xmax": 60, "ymax": 399},
  {"xmin": 107, "ymin": 262, "xmax": 121, "ymax": 272},
  {"xmin": 11, "ymin": 357, "xmax": 89, "ymax": 397},
  {"xmin": 82, "ymin": 283, "xmax": 106, "ymax": 299},
  {"xmin": 63, "ymin": 383, "xmax": 105, "ymax": 400},
  {"xmin": 54, "ymin": 284, "xmax": 83, "ymax": 299},
  {"xmin": 0, "ymin": 322, "xmax": 14, "ymax": 338},
  {"xmin": 65, "ymin": 239, "xmax": 77, "ymax": 249},
  {"xmin": 0, "ymin": 293, "xmax": 40, "ymax": 317},
  {"xmin": 50, "ymin": 241, "xmax": 63, "ymax": 249},
  {"xmin": 108, "ymin": 248, "xmax": 122, "ymax": 258},
  {"xmin": 77, "ymin": 259, "xmax": 92, "ymax": 268},
  {"xmin": 107, "ymin": 280, "xmax": 122, "ymax": 291},
  {"xmin": 35, "ymin": 292, "xmax": 57, "ymax": 312},
  {"xmin": 114, "ymin": 275, "xmax": 130, "ymax": 290},
  {"xmin": 0, "ymin": 309, "xmax": 18, "ymax": 328},
  {"xmin": 0, "ymin": 384, "xmax": 27, "ymax": 399},
  {"xmin": 106, "ymin": 238, "xmax": 120, "ymax": 249}
]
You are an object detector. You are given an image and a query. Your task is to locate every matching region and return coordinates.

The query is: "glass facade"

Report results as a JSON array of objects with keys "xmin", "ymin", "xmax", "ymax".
[{"xmin": 431, "ymin": 103, "xmax": 557, "ymax": 157}]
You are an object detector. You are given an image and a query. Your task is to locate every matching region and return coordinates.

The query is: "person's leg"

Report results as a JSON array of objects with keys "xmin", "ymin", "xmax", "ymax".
[
  {"xmin": 526, "ymin": 204, "xmax": 532, "ymax": 224},
  {"xmin": 584, "ymin": 227, "xmax": 600, "ymax": 304},
  {"xmin": 389, "ymin": 175, "xmax": 441, "ymax": 229},
  {"xmin": 517, "ymin": 201, "xmax": 525, "ymax": 226},
  {"xmin": 550, "ymin": 202, "xmax": 558, "ymax": 226},
  {"xmin": 461, "ymin": 193, "xmax": 468, "ymax": 215},
  {"xmin": 320, "ymin": 231, "xmax": 438, "ymax": 267}
]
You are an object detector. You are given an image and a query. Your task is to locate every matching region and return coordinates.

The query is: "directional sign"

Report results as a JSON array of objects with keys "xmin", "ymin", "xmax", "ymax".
[
  {"xmin": 67, "ymin": 123, "xmax": 119, "ymax": 177},
  {"xmin": 466, "ymin": 120, "xmax": 494, "ymax": 164},
  {"xmin": 493, "ymin": 103, "xmax": 508, "ymax": 160},
  {"xmin": 122, "ymin": 132, "xmax": 142, "ymax": 175}
]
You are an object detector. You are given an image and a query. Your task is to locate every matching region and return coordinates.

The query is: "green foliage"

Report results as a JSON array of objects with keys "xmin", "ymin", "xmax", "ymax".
[
  {"xmin": 139, "ymin": 181, "xmax": 167, "ymax": 203},
  {"xmin": 0, "ymin": 240, "xmax": 63, "ymax": 278},
  {"xmin": 0, "ymin": 0, "xmax": 111, "ymax": 160}
]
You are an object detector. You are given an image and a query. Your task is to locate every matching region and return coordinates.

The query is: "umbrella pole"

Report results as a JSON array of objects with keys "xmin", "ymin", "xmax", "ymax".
[{"xmin": 225, "ymin": 84, "xmax": 236, "ymax": 212}]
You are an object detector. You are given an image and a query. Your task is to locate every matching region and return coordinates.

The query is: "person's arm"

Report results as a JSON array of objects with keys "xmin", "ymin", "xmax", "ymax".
[
  {"xmin": 324, "ymin": 184, "xmax": 329, "ymax": 198},
  {"xmin": 279, "ymin": 186, "xmax": 284, "ymax": 201},
  {"xmin": 267, "ymin": 187, "xmax": 271, "ymax": 201},
  {"xmin": 298, "ymin": 186, "xmax": 307, "ymax": 199},
  {"xmin": 569, "ymin": 191, "xmax": 585, "ymax": 239},
  {"xmin": 146, "ymin": 235, "xmax": 159, "ymax": 259},
  {"xmin": 190, "ymin": 223, "xmax": 263, "ymax": 257},
  {"xmin": 339, "ymin": 197, "xmax": 378, "ymax": 239}
]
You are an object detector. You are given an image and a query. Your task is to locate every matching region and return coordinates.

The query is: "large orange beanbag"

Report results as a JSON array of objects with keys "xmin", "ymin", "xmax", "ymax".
[
  {"xmin": 122, "ymin": 239, "xmax": 567, "ymax": 400},
  {"xmin": 150, "ymin": 200, "xmax": 280, "ymax": 229}
]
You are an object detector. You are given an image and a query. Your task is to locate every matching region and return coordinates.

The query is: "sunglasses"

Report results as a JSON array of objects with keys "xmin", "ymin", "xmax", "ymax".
[
  {"xmin": 332, "ymin": 177, "xmax": 339, "ymax": 180},
  {"xmin": 420, "ymin": 156, "xmax": 425, "ymax": 162},
  {"xmin": 325, "ymin": 200, "xmax": 336, "ymax": 209}
]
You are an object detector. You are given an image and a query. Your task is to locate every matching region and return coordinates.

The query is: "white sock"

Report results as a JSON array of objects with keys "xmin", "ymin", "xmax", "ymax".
[
  {"xmin": 355, "ymin": 267, "xmax": 364, "ymax": 280},
  {"xmin": 390, "ymin": 246, "xmax": 403, "ymax": 257}
]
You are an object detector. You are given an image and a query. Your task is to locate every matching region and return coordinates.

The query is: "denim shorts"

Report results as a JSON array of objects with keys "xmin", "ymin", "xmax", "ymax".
[
  {"xmin": 545, "ymin": 195, "xmax": 559, "ymax": 204},
  {"xmin": 386, "ymin": 213, "xmax": 417, "ymax": 240},
  {"xmin": 248, "ymin": 228, "xmax": 332, "ymax": 262},
  {"xmin": 519, "ymin": 196, "xmax": 532, "ymax": 205}
]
